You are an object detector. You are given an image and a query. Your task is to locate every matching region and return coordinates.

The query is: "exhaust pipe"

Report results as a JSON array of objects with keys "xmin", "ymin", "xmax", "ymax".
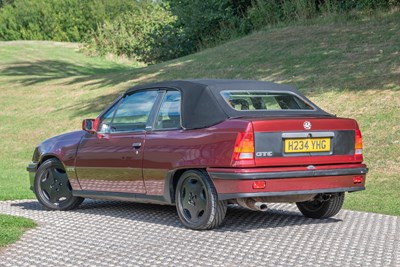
[
  {"xmin": 254, "ymin": 202, "xmax": 268, "ymax": 211},
  {"xmin": 234, "ymin": 198, "xmax": 268, "ymax": 212},
  {"xmin": 232, "ymin": 194, "xmax": 317, "ymax": 212}
]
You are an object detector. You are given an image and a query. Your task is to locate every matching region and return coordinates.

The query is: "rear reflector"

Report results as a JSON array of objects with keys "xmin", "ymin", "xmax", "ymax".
[
  {"xmin": 353, "ymin": 176, "xmax": 363, "ymax": 184},
  {"xmin": 252, "ymin": 181, "xmax": 266, "ymax": 189}
]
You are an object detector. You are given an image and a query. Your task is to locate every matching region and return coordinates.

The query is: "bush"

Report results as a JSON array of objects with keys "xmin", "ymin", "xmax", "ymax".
[
  {"xmin": 167, "ymin": 0, "xmax": 252, "ymax": 49},
  {"xmin": 247, "ymin": 0, "xmax": 399, "ymax": 30},
  {"xmin": 84, "ymin": 2, "xmax": 187, "ymax": 63},
  {"xmin": 0, "ymin": 0, "xmax": 146, "ymax": 42}
]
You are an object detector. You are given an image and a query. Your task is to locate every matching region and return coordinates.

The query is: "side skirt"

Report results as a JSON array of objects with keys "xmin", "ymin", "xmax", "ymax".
[{"xmin": 72, "ymin": 190, "xmax": 173, "ymax": 205}]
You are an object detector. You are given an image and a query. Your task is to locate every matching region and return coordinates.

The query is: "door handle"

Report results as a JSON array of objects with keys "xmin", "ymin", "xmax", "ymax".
[{"xmin": 132, "ymin": 142, "xmax": 142, "ymax": 149}]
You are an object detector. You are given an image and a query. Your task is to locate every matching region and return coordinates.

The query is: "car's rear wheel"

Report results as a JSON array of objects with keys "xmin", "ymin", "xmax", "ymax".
[
  {"xmin": 296, "ymin": 193, "xmax": 344, "ymax": 219},
  {"xmin": 34, "ymin": 158, "xmax": 84, "ymax": 210},
  {"xmin": 175, "ymin": 170, "xmax": 227, "ymax": 230}
]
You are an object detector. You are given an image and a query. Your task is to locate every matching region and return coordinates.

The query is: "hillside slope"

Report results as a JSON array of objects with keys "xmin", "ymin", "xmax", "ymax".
[{"xmin": 0, "ymin": 12, "xmax": 399, "ymax": 215}]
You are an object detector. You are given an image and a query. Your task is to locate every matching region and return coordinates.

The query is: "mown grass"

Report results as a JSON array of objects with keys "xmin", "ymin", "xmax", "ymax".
[
  {"xmin": 0, "ymin": 11, "xmax": 399, "ymax": 218},
  {"xmin": 0, "ymin": 214, "xmax": 36, "ymax": 247}
]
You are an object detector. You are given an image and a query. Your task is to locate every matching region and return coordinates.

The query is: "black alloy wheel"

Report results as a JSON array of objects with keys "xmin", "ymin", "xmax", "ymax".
[
  {"xmin": 34, "ymin": 158, "xmax": 84, "ymax": 210},
  {"xmin": 175, "ymin": 170, "xmax": 227, "ymax": 230}
]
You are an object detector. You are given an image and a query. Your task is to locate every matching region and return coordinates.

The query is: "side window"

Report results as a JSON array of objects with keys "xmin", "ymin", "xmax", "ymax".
[
  {"xmin": 98, "ymin": 101, "xmax": 119, "ymax": 132},
  {"xmin": 221, "ymin": 91, "xmax": 314, "ymax": 111},
  {"xmin": 154, "ymin": 91, "xmax": 181, "ymax": 130},
  {"xmin": 99, "ymin": 90, "xmax": 158, "ymax": 133}
]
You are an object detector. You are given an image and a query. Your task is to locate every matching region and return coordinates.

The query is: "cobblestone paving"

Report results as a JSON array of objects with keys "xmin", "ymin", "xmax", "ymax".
[{"xmin": 0, "ymin": 200, "xmax": 399, "ymax": 266}]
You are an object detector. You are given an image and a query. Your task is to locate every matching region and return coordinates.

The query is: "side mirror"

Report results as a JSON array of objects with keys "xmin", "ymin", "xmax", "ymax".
[{"xmin": 82, "ymin": 119, "xmax": 96, "ymax": 133}]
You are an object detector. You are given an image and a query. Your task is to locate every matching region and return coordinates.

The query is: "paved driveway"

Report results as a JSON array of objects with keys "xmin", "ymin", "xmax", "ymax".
[{"xmin": 0, "ymin": 200, "xmax": 399, "ymax": 266}]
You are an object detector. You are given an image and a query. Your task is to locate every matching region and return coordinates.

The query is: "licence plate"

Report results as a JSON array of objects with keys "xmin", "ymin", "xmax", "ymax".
[{"xmin": 284, "ymin": 138, "xmax": 331, "ymax": 153}]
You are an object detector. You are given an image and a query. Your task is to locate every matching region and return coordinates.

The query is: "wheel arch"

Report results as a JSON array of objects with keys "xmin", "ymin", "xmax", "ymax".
[
  {"xmin": 38, "ymin": 154, "xmax": 62, "ymax": 168},
  {"xmin": 165, "ymin": 168, "xmax": 209, "ymax": 204}
]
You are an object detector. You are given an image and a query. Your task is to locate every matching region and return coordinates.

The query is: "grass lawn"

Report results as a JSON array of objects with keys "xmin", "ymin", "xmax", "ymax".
[
  {"xmin": 0, "ymin": 214, "xmax": 36, "ymax": 247},
  {"xmin": 0, "ymin": 10, "xmax": 399, "ymax": 226}
]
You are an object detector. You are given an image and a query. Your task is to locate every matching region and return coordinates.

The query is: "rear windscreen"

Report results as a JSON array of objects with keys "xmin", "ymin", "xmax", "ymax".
[{"xmin": 221, "ymin": 91, "xmax": 315, "ymax": 111}]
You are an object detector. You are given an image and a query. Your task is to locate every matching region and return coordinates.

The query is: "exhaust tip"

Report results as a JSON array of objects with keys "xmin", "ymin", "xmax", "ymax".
[
  {"xmin": 234, "ymin": 198, "xmax": 269, "ymax": 212},
  {"xmin": 255, "ymin": 202, "xmax": 268, "ymax": 211}
]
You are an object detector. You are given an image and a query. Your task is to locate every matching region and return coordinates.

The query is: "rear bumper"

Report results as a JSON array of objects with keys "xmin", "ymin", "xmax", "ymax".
[
  {"xmin": 27, "ymin": 162, "xmax": 38, "ymax": 191},
  {"xmin": 208, "ymin": 164, "xmax": 368, "ymax": 200}
]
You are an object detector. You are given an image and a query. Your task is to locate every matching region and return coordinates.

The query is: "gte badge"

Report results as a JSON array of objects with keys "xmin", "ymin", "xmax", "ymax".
[{"xmin": 256, "ymin": 151, "xmax": 273, "ymax": 157}]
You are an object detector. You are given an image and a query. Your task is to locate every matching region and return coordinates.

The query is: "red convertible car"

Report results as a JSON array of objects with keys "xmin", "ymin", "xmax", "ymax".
[{"xmin": 27, "ymin": 80, "xmax": 367, "ymax": 230}]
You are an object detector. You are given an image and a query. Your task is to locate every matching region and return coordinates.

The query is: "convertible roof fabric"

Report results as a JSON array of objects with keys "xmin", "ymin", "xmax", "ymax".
[{"xmin": 126, "ymin": 79, "xmax": 332, "ymax": 130}]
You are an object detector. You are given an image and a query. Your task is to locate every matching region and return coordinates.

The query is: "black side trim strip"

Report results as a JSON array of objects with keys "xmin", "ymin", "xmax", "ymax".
[
  {"xmin": 210, "ymin": 167, "xmax": 368, "ymax": 180},
  {"xmin": 72, "ymin": 190, "xmax": 170, "ymax": 205},
  {"xmin": 218, "ymin": 186, "xmax": 365, "ymax": 200}
]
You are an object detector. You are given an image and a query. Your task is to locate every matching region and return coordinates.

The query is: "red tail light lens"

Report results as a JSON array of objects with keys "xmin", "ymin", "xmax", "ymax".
[
  {"xmin": 232, "ymin": 123, "xmax": 255, "ymax": 166},
  {"xmin": 353, "ymin": 176, "xmax": 363, "ymax": 184},
  {"xmin": 355, "ymin": 129, "xmax": 363, "ymax": 155},
  {"xmin": 252, "ymin": 181, "xmax": 266, "ymax": 189}
]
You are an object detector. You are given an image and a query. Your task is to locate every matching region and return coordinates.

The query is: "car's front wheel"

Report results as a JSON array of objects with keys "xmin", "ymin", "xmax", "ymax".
[
  {"xmin": 175, "ymin": 170, "xmax": 227, "ymax": 230},
  {"xmin": 296, "ymin": 193, "xmax": 344, "ymax": 219},
  {"xmin": 34, "ymin": 158, "xmax": 84, "ymax": 210}
]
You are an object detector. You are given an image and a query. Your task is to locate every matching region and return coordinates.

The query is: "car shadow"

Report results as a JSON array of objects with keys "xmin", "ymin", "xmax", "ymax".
[{"xmin": 11, "ymin": 200, "xmax": 341, "ymax": 233}]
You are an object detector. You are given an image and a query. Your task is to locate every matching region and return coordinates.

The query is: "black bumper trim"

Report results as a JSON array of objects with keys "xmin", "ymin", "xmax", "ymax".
[
  {"xmin": 210, "ymin": 167, "xmax": 368, "ymax": 180},
  {"xmin": 218, "ymin": 186, "xmax": 365, "ymax": 200},
  {"xmin": 27, "ymin": 162, "xmax": 38, "ymax": 172},
  {"xmin": 27, "ymin": 162, "xmax": 38, "ymax": 191}
]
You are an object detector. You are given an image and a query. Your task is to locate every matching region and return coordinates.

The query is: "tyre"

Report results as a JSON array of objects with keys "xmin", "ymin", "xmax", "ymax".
[
  {"xmin": 296, "ymin": 193, "xmax": 345, "ymax": 219},
  {"xmin": 175, "ymin": 170, "xmax": 227, "ymax": 230},
  {"xmin": 34, "ymin": 158, "xmax": 84, "ymax": 210}
]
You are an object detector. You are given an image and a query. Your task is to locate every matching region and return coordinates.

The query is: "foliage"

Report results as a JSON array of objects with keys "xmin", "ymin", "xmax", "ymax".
[
  {"xmin": 84, "ymin": 2, "xmax": 187, "ymax": 63},
  {"xmin": 247, "ymin": 0, "xmax": 325, "ymax": 29},
  {"xmin": 0, "ymin": 0, "xmax": 148, "ymax": 42},
  {"xmin": 0, "ymin": 0, "xmax": 188, "ymax": 63},
  {"xmin": 247, "ymin": 0, "xmax": 400, "ymax": 30},
  {"xmin": 167, "ymin": 0, "xmax": 252, "ymax": 50},
  {"xmin": 86, "ymin": 0, "xmax": 254, "ymax": 62},
  {"xmin": 0, "ymin": 0, "xmax": 13, "ymax": 8}
]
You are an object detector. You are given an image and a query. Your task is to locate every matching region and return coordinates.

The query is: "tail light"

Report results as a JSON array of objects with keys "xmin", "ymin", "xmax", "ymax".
[
  {"xmin": 355, "ymin": 129, "xmax": 363, "ymax": 155},
  {"xmin": 232, "ymin": 123, "xmax": 255, "ymax": 167}
]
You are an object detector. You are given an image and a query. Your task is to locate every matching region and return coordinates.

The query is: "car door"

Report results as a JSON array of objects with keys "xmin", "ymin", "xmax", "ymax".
[
  {"xmin": 142, "ymin": 90, "xmax": 183, "ymax": 196},
  {"xmin": 75, "ymin": 89, "xmax": 160, "ymax": 194}
]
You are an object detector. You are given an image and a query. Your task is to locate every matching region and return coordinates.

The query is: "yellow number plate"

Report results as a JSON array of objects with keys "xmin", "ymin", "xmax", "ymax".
[{"xmin": 284, "ymin": 138, "xmax": 331, "ymax": 153}]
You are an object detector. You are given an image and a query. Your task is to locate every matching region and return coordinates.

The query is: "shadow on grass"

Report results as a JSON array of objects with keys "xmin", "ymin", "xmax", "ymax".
[
  {"xmin": 0, "ymin": 59, "xmax": 161, "ymax": 117},
  {"xmin": 2, "ymin": 52, "xmax": 398, "ymax": 118},
  {"xmin": 12, "ymin": 200, "xmax": 341, "ymax": 233},
  {"xmin": 0, "ymin": 60, "xmax": 137, "ymax": 87}
]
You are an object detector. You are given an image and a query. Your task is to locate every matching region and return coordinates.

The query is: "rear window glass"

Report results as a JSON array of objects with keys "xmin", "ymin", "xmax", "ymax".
[{"xmin": 221, "ymin": 91, "xmax": 314, "ymax": 111}]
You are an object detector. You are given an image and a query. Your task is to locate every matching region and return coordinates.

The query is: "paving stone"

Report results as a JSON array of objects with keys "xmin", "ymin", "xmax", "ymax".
[{"xmin": 0, "ymin": 200, "xmax": 399, "ymax": 266}]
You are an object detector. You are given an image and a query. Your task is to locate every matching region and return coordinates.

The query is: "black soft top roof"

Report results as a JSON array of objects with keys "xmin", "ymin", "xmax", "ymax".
[{"xmin": 126, "ymin": 79, "xmax": 332, "ymax": 130}]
